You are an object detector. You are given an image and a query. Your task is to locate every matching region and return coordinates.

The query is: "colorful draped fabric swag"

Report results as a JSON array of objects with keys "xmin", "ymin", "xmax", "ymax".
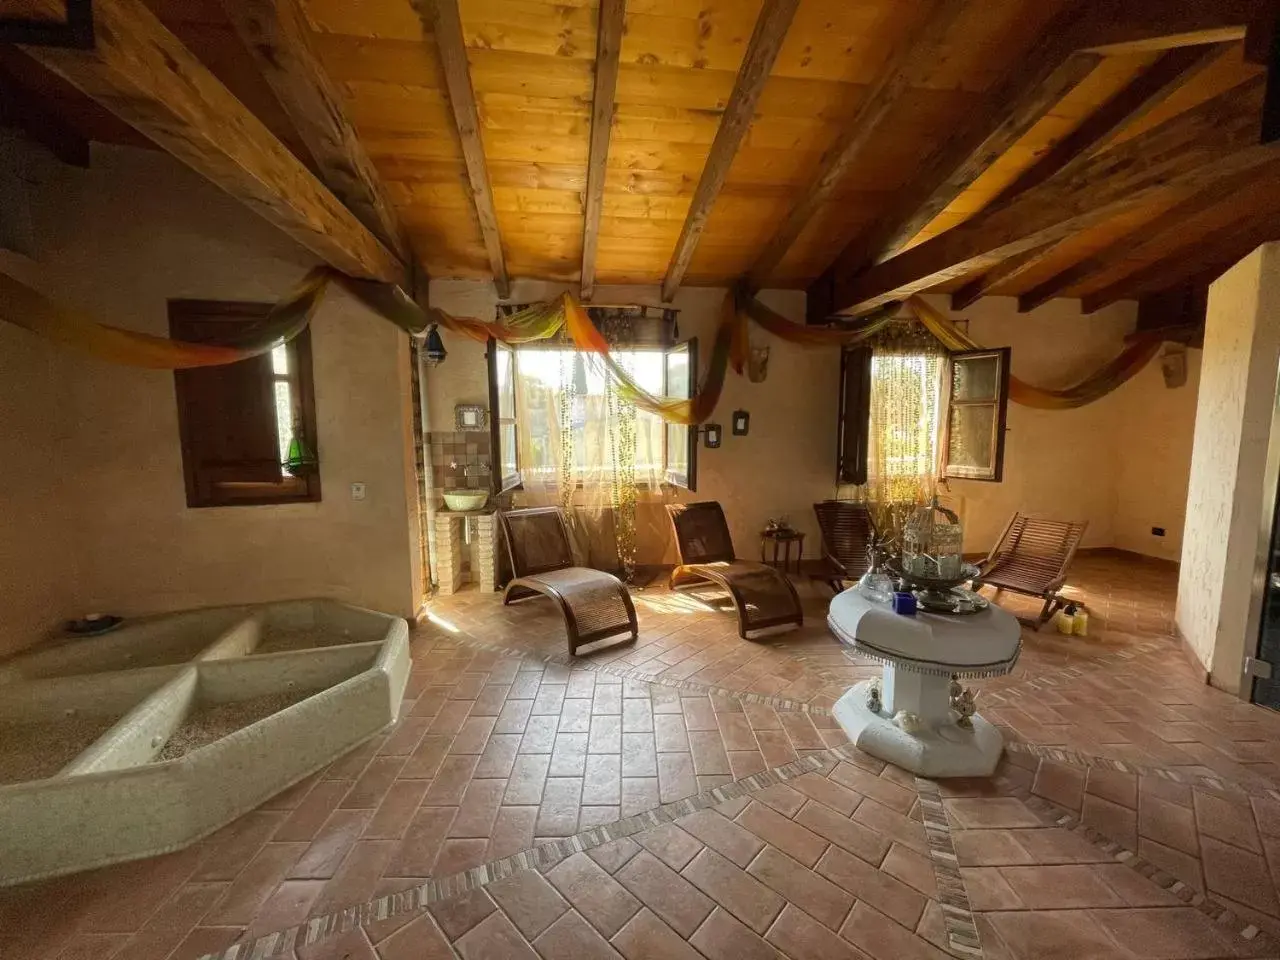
[{"xmin": 0, "ymin": 266, "xmax": 1164, "ymax": 419}]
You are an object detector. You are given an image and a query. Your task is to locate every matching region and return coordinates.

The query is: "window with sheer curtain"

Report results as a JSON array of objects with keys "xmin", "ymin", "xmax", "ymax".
[{"xmin": 515, "ymin": 348, "xmax": 667, "ymax": 484}]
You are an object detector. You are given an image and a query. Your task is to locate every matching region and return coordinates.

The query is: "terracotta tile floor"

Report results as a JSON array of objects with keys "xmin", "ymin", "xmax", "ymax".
[{"xmin": 7, "ymin": 551, "xmax": 1280, "ymax": 960}]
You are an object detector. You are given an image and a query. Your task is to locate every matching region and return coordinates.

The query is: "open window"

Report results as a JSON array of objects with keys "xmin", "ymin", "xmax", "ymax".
[
  {"xmin": 170, "ymin": 300, "xmax": 320, "ymax": 507},
  {"xmin": 664, "ymin": 337, "xmax": 698, "ymax": 491},
  {"xmin": 836, "ymin": 345, "xmax": 872, "ymax": 485},
  {"xmin": 487, "ymin": 331, "xmax": 698, "ymax": 492},
  {"xmin": 487, "ymin": 338, "xmax": 520, "ymax": 494},
  {"xmin": 943, "ymin": 347, "xmax": 1011, "ymax": 482}
]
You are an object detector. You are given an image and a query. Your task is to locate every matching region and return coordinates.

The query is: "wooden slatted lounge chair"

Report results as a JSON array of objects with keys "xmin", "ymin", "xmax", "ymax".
[
  {"xmin": 498, "ymin": 506, "xmax": 638, "ymax": 656},
  {"xmin": 972, "ymin": 513, "xmax": 1088, "ymax": 629},
  {"xmin": 666, "ymin": 501, "xmax": 803, "ymax": 639},
  {"xmin": 812, "ymin": 500, "xmax": 877, "ymax": 593}
]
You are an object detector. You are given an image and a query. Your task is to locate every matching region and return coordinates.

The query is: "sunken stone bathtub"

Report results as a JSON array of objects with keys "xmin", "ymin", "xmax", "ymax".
[{"xmin": 0, "ymin": 600, "xmax": 409, "ymax": 886}]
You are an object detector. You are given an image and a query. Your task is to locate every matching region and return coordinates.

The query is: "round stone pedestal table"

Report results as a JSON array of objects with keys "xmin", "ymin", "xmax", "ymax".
[{"xmin": 827, "ymin": 588, "xmax": 1021, "ymax": 777}]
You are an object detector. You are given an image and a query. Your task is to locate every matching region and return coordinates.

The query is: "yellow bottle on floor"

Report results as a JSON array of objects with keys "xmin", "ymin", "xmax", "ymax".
[
  {"xmin": 1057, "ymin": 606, "xmax": 1076, "ymax": 635},
  {"xmin": 1073, "ymin": 609, "xmax": 1089, "ymax": 636}
]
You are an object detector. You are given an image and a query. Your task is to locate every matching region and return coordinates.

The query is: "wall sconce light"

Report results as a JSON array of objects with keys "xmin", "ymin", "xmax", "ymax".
[
  {"xmin": 424, "ymin": 324, "xmax": 447, "ymax": 365},
  {"xmin": 703, "ymin": 423, "xmax": 722, "ymax": 448},
  {"xmin": 732, "ymin": 410, "xmax": 749, "ymax": 435}
]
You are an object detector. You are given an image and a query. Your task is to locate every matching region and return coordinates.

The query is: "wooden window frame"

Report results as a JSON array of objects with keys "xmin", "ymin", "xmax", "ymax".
[
  {"xmin": 488, "ymin": 338, "xmax": 698, "ymax": 493},
  {"xmin": 663, "ymin": 337, "xmax": 698, "ymax": 492},
  {"xmin": 170, "ymin": 299, "xmax": 320, "ymax": 508},
  {"xmin": 487, "ymin": 337, "xmax": 521, "ymax": 494},
  {"xmin": 942, "ymin": 346, "xmax": 1011, "ymax": 483}
]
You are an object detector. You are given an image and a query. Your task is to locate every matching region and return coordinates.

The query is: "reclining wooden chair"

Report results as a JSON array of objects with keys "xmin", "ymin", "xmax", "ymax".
[
  {"xmin": 498, "ymin": 506, "xmax": 638, "ymax": 656},
  {"xmin": 812, "ymin": 500, "xmax": 876, "ymax": 594},
  {"xmin": 666, "ymin": 501, "xmax": 803, "ymax": 639},
  {"xmin": 972, "ymin": 513, "xmax": 1088, "ymax": 629}
]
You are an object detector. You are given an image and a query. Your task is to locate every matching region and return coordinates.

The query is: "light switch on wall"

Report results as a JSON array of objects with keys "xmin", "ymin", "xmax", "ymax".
[{"xmin": 351, "ymin": 482, "xmax": 367, "ymax": 501}]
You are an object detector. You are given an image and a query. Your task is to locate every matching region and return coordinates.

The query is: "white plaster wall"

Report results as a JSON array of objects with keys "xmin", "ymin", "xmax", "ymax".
[
  {"xmin": 0, "ymin": 145, "xmax": 422, "ymax": 656},
  {"xmin": 1177, "ymin": 245, "xmax": 1280, "ymax": 691}
]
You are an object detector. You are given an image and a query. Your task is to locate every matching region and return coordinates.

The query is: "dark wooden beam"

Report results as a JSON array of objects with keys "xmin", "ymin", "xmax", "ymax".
[
  {"xmin": 1261, "ymin": 9, "xmax": 1280, "ymax": 142},
  {"xmin": 949, "ymin": 245, "xmax": 1056, "ymax": 311},
  {"xmin": 413, "ymin": 0, "xmax": 509, "ymax": 298},
  {"xmin": 1085, "ymin": 0, "xmax": 1274, "ymax": 54},
  {"xmin": 947, "ymin": 43, "xmax": 1227, "ymax": 311},
  {"xmin": 1014, "ymin": 165, "xmax": 1271, "ymax": 313},
  {"xmin": 827, "ymin": 77, "xmax": 1273, "ymax": 315},
  {"xmin": 0, "ymin": 57, "xmax": 89, "ymax": 166},
  {"xmin": 18, "ymin": 0, "xmax": 402, "ymax": 281},
  {"xmin": 860, "ymin": 51, "xmax": 1097, "ymax": 266},
  {"xmin": 579, "ymin": 0, "xmax": 624, "ymax": 302},
  {"xmin": 223, "ymin": 0, "xmax": 409, "ymax": 261},
  {"xmin": 993, "ymin": 43, "xmax": 1228, "ymax": 205},
  {"xmin": 1081, "ymin": 218, "xmax": 1280, "ymax": 312},
  {"xmin": 661, "ymin": 0, "xmax": 799, "ymax": 302},
  {"xmin": 742, "ymin": 0, "xmax": 971, "ymax": 293}
]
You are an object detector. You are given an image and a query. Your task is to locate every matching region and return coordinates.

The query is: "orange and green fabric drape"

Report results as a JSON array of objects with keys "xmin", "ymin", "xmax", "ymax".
[{"xmin": 0, "ymin": 265, "xmax": 1163, "ymax": 419}]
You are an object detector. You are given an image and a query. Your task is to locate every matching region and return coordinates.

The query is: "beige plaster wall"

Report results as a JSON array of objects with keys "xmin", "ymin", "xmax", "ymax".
[
  {"xmin": 916, "ymin": 296, "xmax": 1199, "ymax": 560},
  {"xmin": 921, "ymin": 295, "xmax": 1133, "ymax": 553},
  {"xmin": 1177, "ymin": 244, "xmax": 1280, "ymax": 692},
  {"xmin": 427, "ymin": 280, "xmax": 838, "ymax": 564},
  {"xmin": 0, "ymin": 145, "xmax": 422, "ymax": 656},
  {"xmin": 426, "ymin": 283, "xmax": 1200, "ymax": 569},
  {"xmin": 1111, "ymin": 349, "xmax": 1202, "ymax": 562}
]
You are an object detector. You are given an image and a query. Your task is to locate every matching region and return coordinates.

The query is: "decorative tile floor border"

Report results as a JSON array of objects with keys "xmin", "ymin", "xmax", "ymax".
[
  {"xmin": 999, "ymin": 774, "xmax": 1275, "ymax": 952},
  {"xmin": 980, "ymin": 637, "xmax": 1171, "ymax": 706},
  {"xmin": 201, "ymin": 744, "xmax": 867, "ymax": 960},
  {"xmin": 431, "ymin": 627, "xmax": 835, "ymax": 715},
  {"xmin": 915, "ymin": 776, "xmax": 982, "ymax": 959},
  {"xmin": 1005, "ymin": 740, "xmax": 1280, "ymax": 800}
]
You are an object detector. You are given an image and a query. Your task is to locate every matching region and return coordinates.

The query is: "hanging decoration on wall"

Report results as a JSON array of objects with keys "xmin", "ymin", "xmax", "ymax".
[{"xmin": 0, "ymin": 264, "xmax": 1164, "ymax": 419}]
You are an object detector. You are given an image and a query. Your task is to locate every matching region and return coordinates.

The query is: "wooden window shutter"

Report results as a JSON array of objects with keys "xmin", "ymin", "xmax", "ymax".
[
  {"xmin": 837, "ymin": 345, "xmax": 872, "ymax": 485},
  {"xmin": 943, "ymin": 346, "xmax": 1011, "ymax": 483},
  {"xmin": 170, "ymin": 300, "xmax": 320, "ymax": 507}
]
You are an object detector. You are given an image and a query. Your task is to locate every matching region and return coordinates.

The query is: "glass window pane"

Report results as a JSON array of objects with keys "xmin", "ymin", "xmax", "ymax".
[
  {"xmin": 952, "ymin": 354, "xmax": 1000, "ymax": 402},
  {"xmin": 271, "ymin": 344, "xmax": 289, "ymax": 376},
  {"xmin": 273, "ymin": 381, "xmax": 293, "ymax": 463},
  {"xmin": 497, "ymin": 345, "xmax": 515, "ymax": 419},
  {"xmin": 948, "ymin": 403, "xmax": 995, "ymax": 472},
  {"xmin": 500, "ymin": 422, "xmax": 517, "ymax": 478}
]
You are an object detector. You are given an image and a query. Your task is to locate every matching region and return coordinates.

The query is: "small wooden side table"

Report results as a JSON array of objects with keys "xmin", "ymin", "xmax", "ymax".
[{"xmin": 760, "ymin": 529, "xmax": 805, "ymax": 575}]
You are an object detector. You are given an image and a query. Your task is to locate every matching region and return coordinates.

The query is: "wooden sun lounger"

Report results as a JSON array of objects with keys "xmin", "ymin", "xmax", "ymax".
[
  {"xmin": 666, "ymin": 501, "xmax": 803, "ymax": 639},
  {"xmin": 497, "ymin": 506, "xmax": 638, "ymax": 655},
  {"xmin": 972, "ymin": 512, "xmax": 1088, "ymax": 629},
  {"xmin": 812, "ymin": 500, "xmax": 877, "ymax": 593}
]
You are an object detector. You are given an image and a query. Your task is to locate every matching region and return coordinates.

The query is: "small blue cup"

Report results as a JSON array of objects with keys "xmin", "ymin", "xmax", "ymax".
[{"xmin": 892, "ymin": 591, "xmax": 917, "ymax": 617}]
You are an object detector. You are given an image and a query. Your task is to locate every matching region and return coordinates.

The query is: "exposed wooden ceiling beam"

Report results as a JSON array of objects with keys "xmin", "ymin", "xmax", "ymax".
[
  {"xmin": 743, "ymin": 0, "xmax": 971, "ymax": 293},
  {"xmin": 16, "ymin": 0, "xmax": 402, "ymax": 281},
  {"xmin": 579, "ymin": 0, "xmax": 624, "ymax": 302},
  {"xmin": 412, "ymin": 0, "xmax": 509, "ymax": 298},
  {"xmin": 1084, "ymin": 0, "xmax": 1274, "ymax": 54},
  {"xmin": 1015, "ymin": 166, "xmax": 1271, "ymax": 312},
  {"xmin": 1081, "ymin": 218, "xmax": 1280, "ymax": 312},
  {"xmin": 660, "ymin": 0, "xmax": 800, "ymax": 302},
  {"xmin": 949, "ymin": 245, "xmax": 1056, "ymax": 311},
  {"xmin": 826, "ymin": 78, "xmax": 1274, "ymax": 316},
  {"xmin": 0, "ymin": 57, "xmax": 89, "ymax": 167},
  {"xmin": 993, "ymin": 43, "xmax": 1229, "ymax": 205},
  {"xmin": 222, "ymin": 0, "xmax": 410, "ymax": 263},
  {"xmin": 946, "ymin": 43, "xmax": 1228, "ymax": 311}
]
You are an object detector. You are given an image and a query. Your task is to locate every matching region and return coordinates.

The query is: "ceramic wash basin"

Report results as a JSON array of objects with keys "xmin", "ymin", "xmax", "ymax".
[{"xmin": 443, "ymin": 490, "xmax": 489, "ymax": 511}]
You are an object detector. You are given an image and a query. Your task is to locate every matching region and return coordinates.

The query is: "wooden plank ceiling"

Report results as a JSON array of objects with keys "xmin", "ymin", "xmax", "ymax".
[{"xmin": 2, "ymin": 0, "xmax": 1277, "ymax": 313}]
